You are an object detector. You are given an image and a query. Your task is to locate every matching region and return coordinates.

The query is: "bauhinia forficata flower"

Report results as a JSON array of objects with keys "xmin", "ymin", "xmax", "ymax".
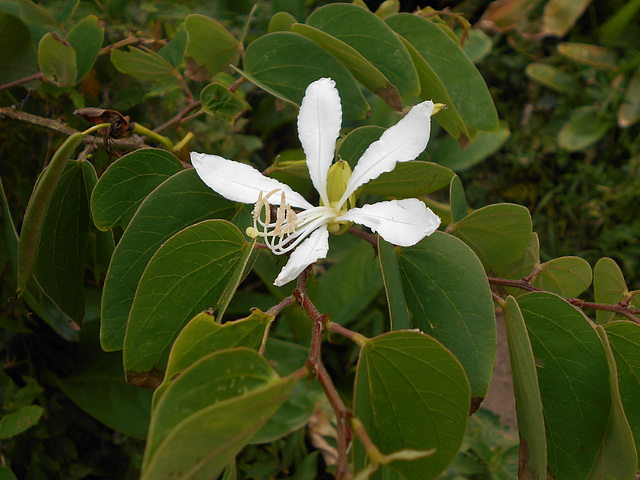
[{"xmin": 191, "ymin": 78, "xmax": 441, "ymax": 286}]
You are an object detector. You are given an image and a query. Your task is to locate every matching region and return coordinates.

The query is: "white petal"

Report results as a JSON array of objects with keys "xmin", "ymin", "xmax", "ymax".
[
  {"xmin": 274, "ymin": 225, "xmax": 329, "ymax": 286},
  {"xmin": 297, "ymin": 78, "xmax": 342, "ymax": 206},
  {"xmin": 338, "ymin": 101, "xmax": 434, "ymax": 208},
  {"xmin": 337, "ymin": 198, "xmax": 440, "ymax": 247},
  {"xmin": 191, "ymin": 152, "xmax": 313, "ymax": 209}
]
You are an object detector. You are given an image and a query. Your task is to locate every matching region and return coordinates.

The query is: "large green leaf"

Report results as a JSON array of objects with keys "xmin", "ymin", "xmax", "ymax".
[
  {"xmin": 158, "ymin": 29, "xmax": 189, "ymax": 68},
  {"xmin": 306, "ymin": 3, "xmax": 419, "ymax": 97},
  {"xmin": 588, "ymin": 326, "xmax": 637, "ymax": 479},
  {"xmin": 593, "ymin": 257, "xmax": 633, "ymax": 324},
  {"xmin": 141, "ymin": 350, "xmax": 298, "ymax": 480},
  {"xmin": 501, "ymin": 296, "xmax": 547, "ymax": 479},
  {"xmin": 518, "ymin": 292, "xmax": 611, "ymax": 480},
  {"xmin": 451, "ymin": 203, "xmax": 532, "ymax": 270},
  {"xmin": 378, "ymin": 239, "xmax": 410, "ymax": 330},
  {"xmin": 531, "ymin": 256, "xmax": 592, "ymax": 298},
  {"xmin": 353, "ymin": 331, "xmax": 470, "ymax": 479},
  {"xmin": 100, "ymin": 169, "xmax": 237, "ymax": 352},
  {"xmin": 604, "ymin": 321, "xmax": 640, "ymax": 466},
  {"xmin": 185, "ymin": 14, "xmax": 240, "ymax": 75},
  {"xmin": 123, "ymin": 220, "xmax": 247, "ymax": 386},
  {"xmin": 0, "ymin": 12, "xmax": 38, "ymax": 85},
  {"xmin": 393, "ymin": 231, "xmax": 496, "ymax": 397},
  {"xmin": 65, "ymin": 15, "xmax": 104, "ymax": 82},
  {"xmin": 386, "ymin": 14, "xmax": 499, "ymax": 132},
  {"xmin": 241, "ymin": 32, "xmax": 369, "ymax": 120},
  {"xmin": 111, "ymin": 47, "xmax": 175, "ymax": 81},
  {"xmin": 91, "ymin": 149, "xmax": 183, "ymax": 231},
  {"xmin": 38, "ymin": 32, "xmax": 77, "ymax": 87},
  {"xmin": 33, "ymin": 160, "xmax": 93, "ymax": 323}
]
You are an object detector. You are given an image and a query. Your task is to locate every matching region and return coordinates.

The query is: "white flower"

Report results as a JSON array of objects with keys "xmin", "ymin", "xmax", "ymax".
[{"xmin": 191, "ymin": 78, "xmax": 441, "ymax": 286}]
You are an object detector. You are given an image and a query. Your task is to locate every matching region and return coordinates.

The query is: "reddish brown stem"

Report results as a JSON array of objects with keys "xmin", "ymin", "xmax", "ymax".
[
  {"xmin": 348, "ymin": 226, "xmax": 379, "ymax": 252},
  {"xmin": 0, "ymin": 73, "xmax": 46, "ymax": 92},
  {"xmin": 266, "ymin": 296, "xmax": 295, "ymax": 317},
  {"xmin": 154, "ymin": 100, "xmax": 202, "ymax": 133}
]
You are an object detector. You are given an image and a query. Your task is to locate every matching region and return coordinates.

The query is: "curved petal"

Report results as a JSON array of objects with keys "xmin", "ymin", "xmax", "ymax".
[
  {"xmin": 337, "ymin": 198, "xmax": 440, "ymax": 247},
  {"xmin": 274, "ymin": 225, "xmax": 329, "ymax": 286},
  {"xmin": 191, "ymin": 152, "xmax": 313, "ymax": 209},
  {"xmin": 337, "ymin": 101, "xmax": 434, "ymax": 209},
  {"xmin": 298, "ymin": 78, "xmax": 342, "ymax": 206}
]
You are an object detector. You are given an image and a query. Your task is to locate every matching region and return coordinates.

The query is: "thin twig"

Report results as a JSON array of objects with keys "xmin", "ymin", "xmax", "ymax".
[
  {"xmin": 0, "ymin": 73, "xmax": 46, "ymax": 93},
  {"xmin": 153, "ymin": 101, "xmax": 202, "ymax": 133},
  {"xmin": 348, "ymin": 226, "xmax": 379, "ymax": 252}
]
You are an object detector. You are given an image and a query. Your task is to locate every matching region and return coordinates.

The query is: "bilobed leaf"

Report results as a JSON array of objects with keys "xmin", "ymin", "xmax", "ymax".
[
  {"xmin": 38, "ymin": 32, "xmax": 77, "ymax": 87},
  {"xmin": 604, "ymin": 321, "xmax": 640, "ymax": 466},
  {"xmin": 532, "ymin": 256, "xmax": 592, "ymax": 298},
  {"xmin": 241, "ymin": 32, "xmax": 369, "ymax": 120},
  {"xmin": 159, "ymin": 29, "xmax": 189, "ymax": 68},
  {"xmin": 153, "ymin": 310, "xmax": 272, "ymax": 409},
  {"xmin": 518, "ymin": 292, "xmax": 611, "ymax": 480},
  {"xmin": 291, "ymin": 23, "xmax": 402, "ymax": 111},
  {"xmin": 394, "ymin": 231, "xmax": 496, "ymax": 397},
  {"xmin": 306, "ymin": 3, "xmax": 419, "ymax": 97},
  {"xmin": 0, "ymin": 12, "xmax": 38, "ymax": 85},
  {"xmin": 33, "ymin": 161, "xmax": 94, "ymax": 323},
  {"xmin": 558, "ymin": 106, "xmax": 614, "ymax": 151},
  {"xmin": 542, "ymin": 0, "xmax": 592, "ymax": 37},
  {"xmin": 588, "ymin": 327, "xmax": 638, "ymax": 479},
  {"xmin": 111, "ymin": 47, "xmax": 175, "ymax": 81},
  {"xmin": 525, "ymin": 63, "xmax": 578, "ymax": 94},
  {"xmin": 91, "ymin": 149, "xmax": 183, "ymax": 231},
  {"xmin": 185, "ymin": 14, "xmax": 240, "ymax": 75},
  {"xmin": 618, "ymin": 65, "xmax": 640, "ymax": 128},
  {"xmin": 378, "ymin": 239, "xmax": 410, "ymax": 330},
  {"xmin": 386, "ymin": 14, "xmax": 499, "ymax": 132},
  {"xmin": 353, "ymin": 331, "xmax": 470, "ymax": 479},
  {"xmin": 593, "ymin": 257, "xmax": 629, "ymax": 324},
  {"xmin": 141, "ymin": 351, "xmax": 298, "ymax": 480},
  {"xmin": 123, "ymin": 220, "xmax": 247, "ymax": 386},
  {"xmin": 200, "ymin": 82, "xmax": 247, "ymax": 122},
  {"xmin": 66, "ymin": 15, "xmax": 104, "ymax": 82},
  {"xmin": 18, "ymin": 132, "xmax": 85, "ymax": 293},
  {"xmin": 100, "ymin": 169, "xmax": 237, "ymax": 352},
  {"xmin": 0, "ymin": 405, "xmax": 43, "ymax": 439},
  {"xmin": 452, "ymin": 203, "xmax": 532, "ymax": 270},
  {"xmin": 501, "ymin": 296, "xmax": 547, "ymax": 479},
  {"xmin": 557, "ymin": 42, "xmax": 618, "ymax": 70}
]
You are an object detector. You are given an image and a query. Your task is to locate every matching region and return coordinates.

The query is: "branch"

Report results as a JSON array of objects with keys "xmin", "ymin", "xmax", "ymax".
[
  {"xmin": 0, "ymin": 73, "xmax": 48, "ymax": 93},
  {"xmin": 153, "ymin": 100, "xmax": 202, "ymax": 133}
]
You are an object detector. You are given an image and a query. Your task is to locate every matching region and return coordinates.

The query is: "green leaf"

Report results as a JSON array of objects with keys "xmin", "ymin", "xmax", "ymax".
[
  {"xmin": 0, "ymin": 177, "xmax": 19, "ymax": 283},
  {"xmin": 525, "ymin": 63, "xmax": 578, "ymax": 94},
  {"xmin": 15, "ymin": 0, "xmax": 60, "ymax": 27},
  {"xmin": 353, "ymin": 331, "xmax": 470, "ymax": 479},
  {"xmin": 111, "ymin": 47, "xmax": 175, "ymax": 81},
  {"xmin": 588, "ymin": 326, "xmax": 638, "ymax": 479},
  {"xmin": 123, "ymin": 220, "xmax": 247, "ymax": 386},
  {"xmin": 452, "ymin": 203, "xmax": 533, "ymax": 270},
  {"xmin": 268, "ymin": 11, "xmax": 296, "ymax": 32},
  {"xmin": 0, "ymin": 405, "xmax": 43, "ymax": 439},
  {"xmin": 0, "ymin": 465, "xmax": 17, "ymax": 480},
  {"xmin": 531, "ymin": 256, "xmax": 592, "ymax": 298},
  {"xmin": 427, "ymin": 121, "xmax": 510, "ymax": 172},
  {"xmin": 291, "ymin": 23, "xmax": 403, "ymax": 112},
  {"xmin": 100, "ymin": 169, "xmax": 237, "ymax": 352},
  {"xmin": 378, "ymin": 239, "xmax": 410, "ymax": 330},
  {"xmin": 65, "ymin": 15, "xmax": 104, "ymax": 82},
  {"xmin": 337, "ymin": 125, "xmax": 386, "ymax": 170},
  {"xmin": 159, "ymin": 29, "xmax": 189, "ymax": 68},
  {"xmin": 200, "ymin": 82, "xmax": 247, "ymax": 122},
  {"xmin": 386, "ymin": 14, "xmax": 499, "ymax": 132},
  {"xmin": 142, "ymin": 350, "xmax": 298, "ymax": 480},
  {"xmin": 241, "ymin": 32, "xmax": 369, "ymax": 120},
  {"xmin": 153, "ymin": 309, "xmax": 272, "ymax": 408},
  {"xmin": 90, "ymin": 148, "xmax": 183, "ymax": 231},
  {"xmin": 593, "ymin": 257, "xmax": 630, "ymax": 324},
  {"xmin": 18, "ymin": 132, "xmax": 85, "ymax": 293},
  {"xmin": 38, "ymin": 32, "xmax": 77, "ymax": 87},
  {"xmin": 394, "ymin": 231, "xmax": 496, "ymax": 397},
  {"xmin": 501, "ymin": 296, "xmax": 547, "ymax": 479},
  {"xmin": 449, "ymin": 175, "xmax": 467, "ymax": 223},
  {"xmin": 618, "ymin": 65, "xmax": 640, "ymax": 128},
  {"xmin": 542, "ymin": 0, "xmax": 591, "ymax": 37},
  {"xmin": 599, "ymin": 0, "xmax": 640, "ymax": 45},
  {"xmin": 306, "ymin": 3, "xmax": 419, "ymax": 97},
  {"xmin": 558, "ymin": 106, "xmax": 614, "ymax": 151},
  {"xmin": 557, "ymin": 42, "xmax": 618, "ymax": 70},
  {"xmin": 185, "ymin": 14, "xmax": 240, "ymax": 75},
  {"xmin": 33, "ymin": 160, "xmax": 93, "ymax": 323},
  {"xmin": 0, "ymin": 12, "xmax": 38, "ymax": 85},
  {"xmin": 604, "ymin": 321, "xmax": 640, "ymax": 466},
  {"xmin": 518, "ymin": 292, "xmax": 611, "ymax": 480},
  {"xmin": 363, "ymin": 162, "xmax": 454, "ymax": 197},
  {"xmin": 496, "ymin": 233, "xmax": 541, "ymax": 296},
  {"xmin": 463, "ymin": 29, "xmax": 493, "ymax": 64}
]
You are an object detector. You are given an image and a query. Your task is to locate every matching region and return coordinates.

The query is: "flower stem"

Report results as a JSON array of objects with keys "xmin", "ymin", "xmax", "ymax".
[{"xmin": 132, "ymin": 123, "xmax": 173, "ymax": 150}]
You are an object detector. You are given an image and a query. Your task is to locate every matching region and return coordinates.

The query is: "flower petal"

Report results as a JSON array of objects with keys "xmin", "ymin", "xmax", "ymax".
[
  {"xmin": 338, "ymin": 101, "xmax": 434, "ymax": 208},
  {"xmin": 298, "ymin": 78, "xmax": 342, "ymax": 206},
  {"xmin": 337, "ymin": 198, "xmax": 440, "ymax": 247},
  {"xmin": 191, "ymin": 152, "xmax": 313, "ymax": 209},
  {"xmin": 274, "ymin": 225, "xmax": 329, "ymax": 286}
]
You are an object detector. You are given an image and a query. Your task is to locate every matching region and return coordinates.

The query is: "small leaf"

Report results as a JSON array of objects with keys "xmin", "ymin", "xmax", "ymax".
[
  {"xmin": 593, "ymin": 257, "xmax": 629, "ymax": 324},
  {"xmin": 268, "ymin": 11, "xmax": 296, "ymax": 32},
  {"xmin": 353, "ymin": 331, "xmax": 470, "ymax": 479},
  {"xmin": 542, "ymin": 0, "xmax": 592, "ymax": 37},
  {"xmin": 0, "ymin": 405, "xmax": 44, "ymax": 439},
  {"xmin": 123, "ymin": 220, "xmax": 247, "ymax": 385},
  {"xmin": 159, "ymin": 29, "xmax": 189, "ymax": 68},
  {"xmin": 525, "ymin": 63, "xmax": 578, "ymax": 94},
  {"xmin": 65, "ymin": 15, "xmax": 104, "ymax": 82},
  {"xmin": 557, "ymin": 42, "xmax": 618, "ymax": 70},
  {"xmin": 463, "ymin": 29, "xmax": 493, "ymax": 64},
  {"xmin": 618, "ymin": 65, "xmax": 640, "ymax": 128},
  {"xmin": 452, "ymin": 203, "xmax": 533, "ymax": 269},
  {"xmin": 558, "ymin": 106, "xmax": 614, "ymax": 152},
  {"xmin": 90, "ymin": 148, "xmax": 183, "ymax": 231},
  {"xmin": 38, "ymin": 32, "xmax": 77, "ymax": 87},
  {"xmin": 531, "ymin": 256, "xmax": 592, "ymax": 298},
  {"xmin": 185, "ymin": 14, "xmax": 240, "ymax": 75},
  {"xmin": 0, "ymin": 12, "xmax": 38, "ymax": 85},
  {"xmin": 111, "ymin": 47, "xmax": 175, "ymax": 81},
  {"xmin": 200, "ymin": 82, "xmax": 247, "ymax": 122}
]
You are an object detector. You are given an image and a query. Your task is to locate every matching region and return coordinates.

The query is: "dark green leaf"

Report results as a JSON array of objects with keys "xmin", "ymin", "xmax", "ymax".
[
  {"xmin": 0, "ymin": 465, "xmax": 17, "ymax": 480},
  {"xmin": 185, "ymin": 14, "xmax": 240, "ymax": 75},
  {"xmin": 201, "ymin": 82, "xmax": 247, "ymax": 122},
  {"xmin": 65, "ymin": 15, "xmax": 104, "ymax": 82},
  {"xmin": 449, "ymin": 175, "xmax": 467, "ymax": 223},
  {"xmin": 90, "ymin": 148, "xmax": 183, "ymax": 231},
  {"xmin": 354, "ymin": 331, "xmax": 470, "ymax": 479},
  {"xmin": 496, "ymin": 233, "xmax": 540, "ymax": 297},
  {"xmin": 159, "ymin": 29, "xmax": 189, "ymax": 68},
  {"xmin": 0, "ymin": 12, "xmax": 38, "ymax": 85},
  {"xmin": 378, "ymin": 239, "xmax": 410, "ymax": 330},
  {"xmin": 618, "ymin": 65, "xmax": 640, "ymax": 128},
  {"xmin": 593, "ymin": 257, "xmax": 630, "ymax": 324},
  {"xmin": 38, "ymin": 32, "xmax": 77, "ymax": 87},
  {"xmin": 0, "ymin": 405, "xmax": 43, "ymax": 439},
  {"xmin": 531, "ymin": 256, "xmax": 592, "ymax": 298},
  {"xmin": 100, "ymin": 169, "xmax": 237, "ymax": 352},
  {"xmin": 0, "ymin": 177, "xmax": 19, "ymax": 283},
  {"xmin": 111, "ymin": 47, "xmax": 175, "ymax": 81},
  {"xmin": 363, "ymin": 161, "xmax": 454, "ymax": 197}
]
